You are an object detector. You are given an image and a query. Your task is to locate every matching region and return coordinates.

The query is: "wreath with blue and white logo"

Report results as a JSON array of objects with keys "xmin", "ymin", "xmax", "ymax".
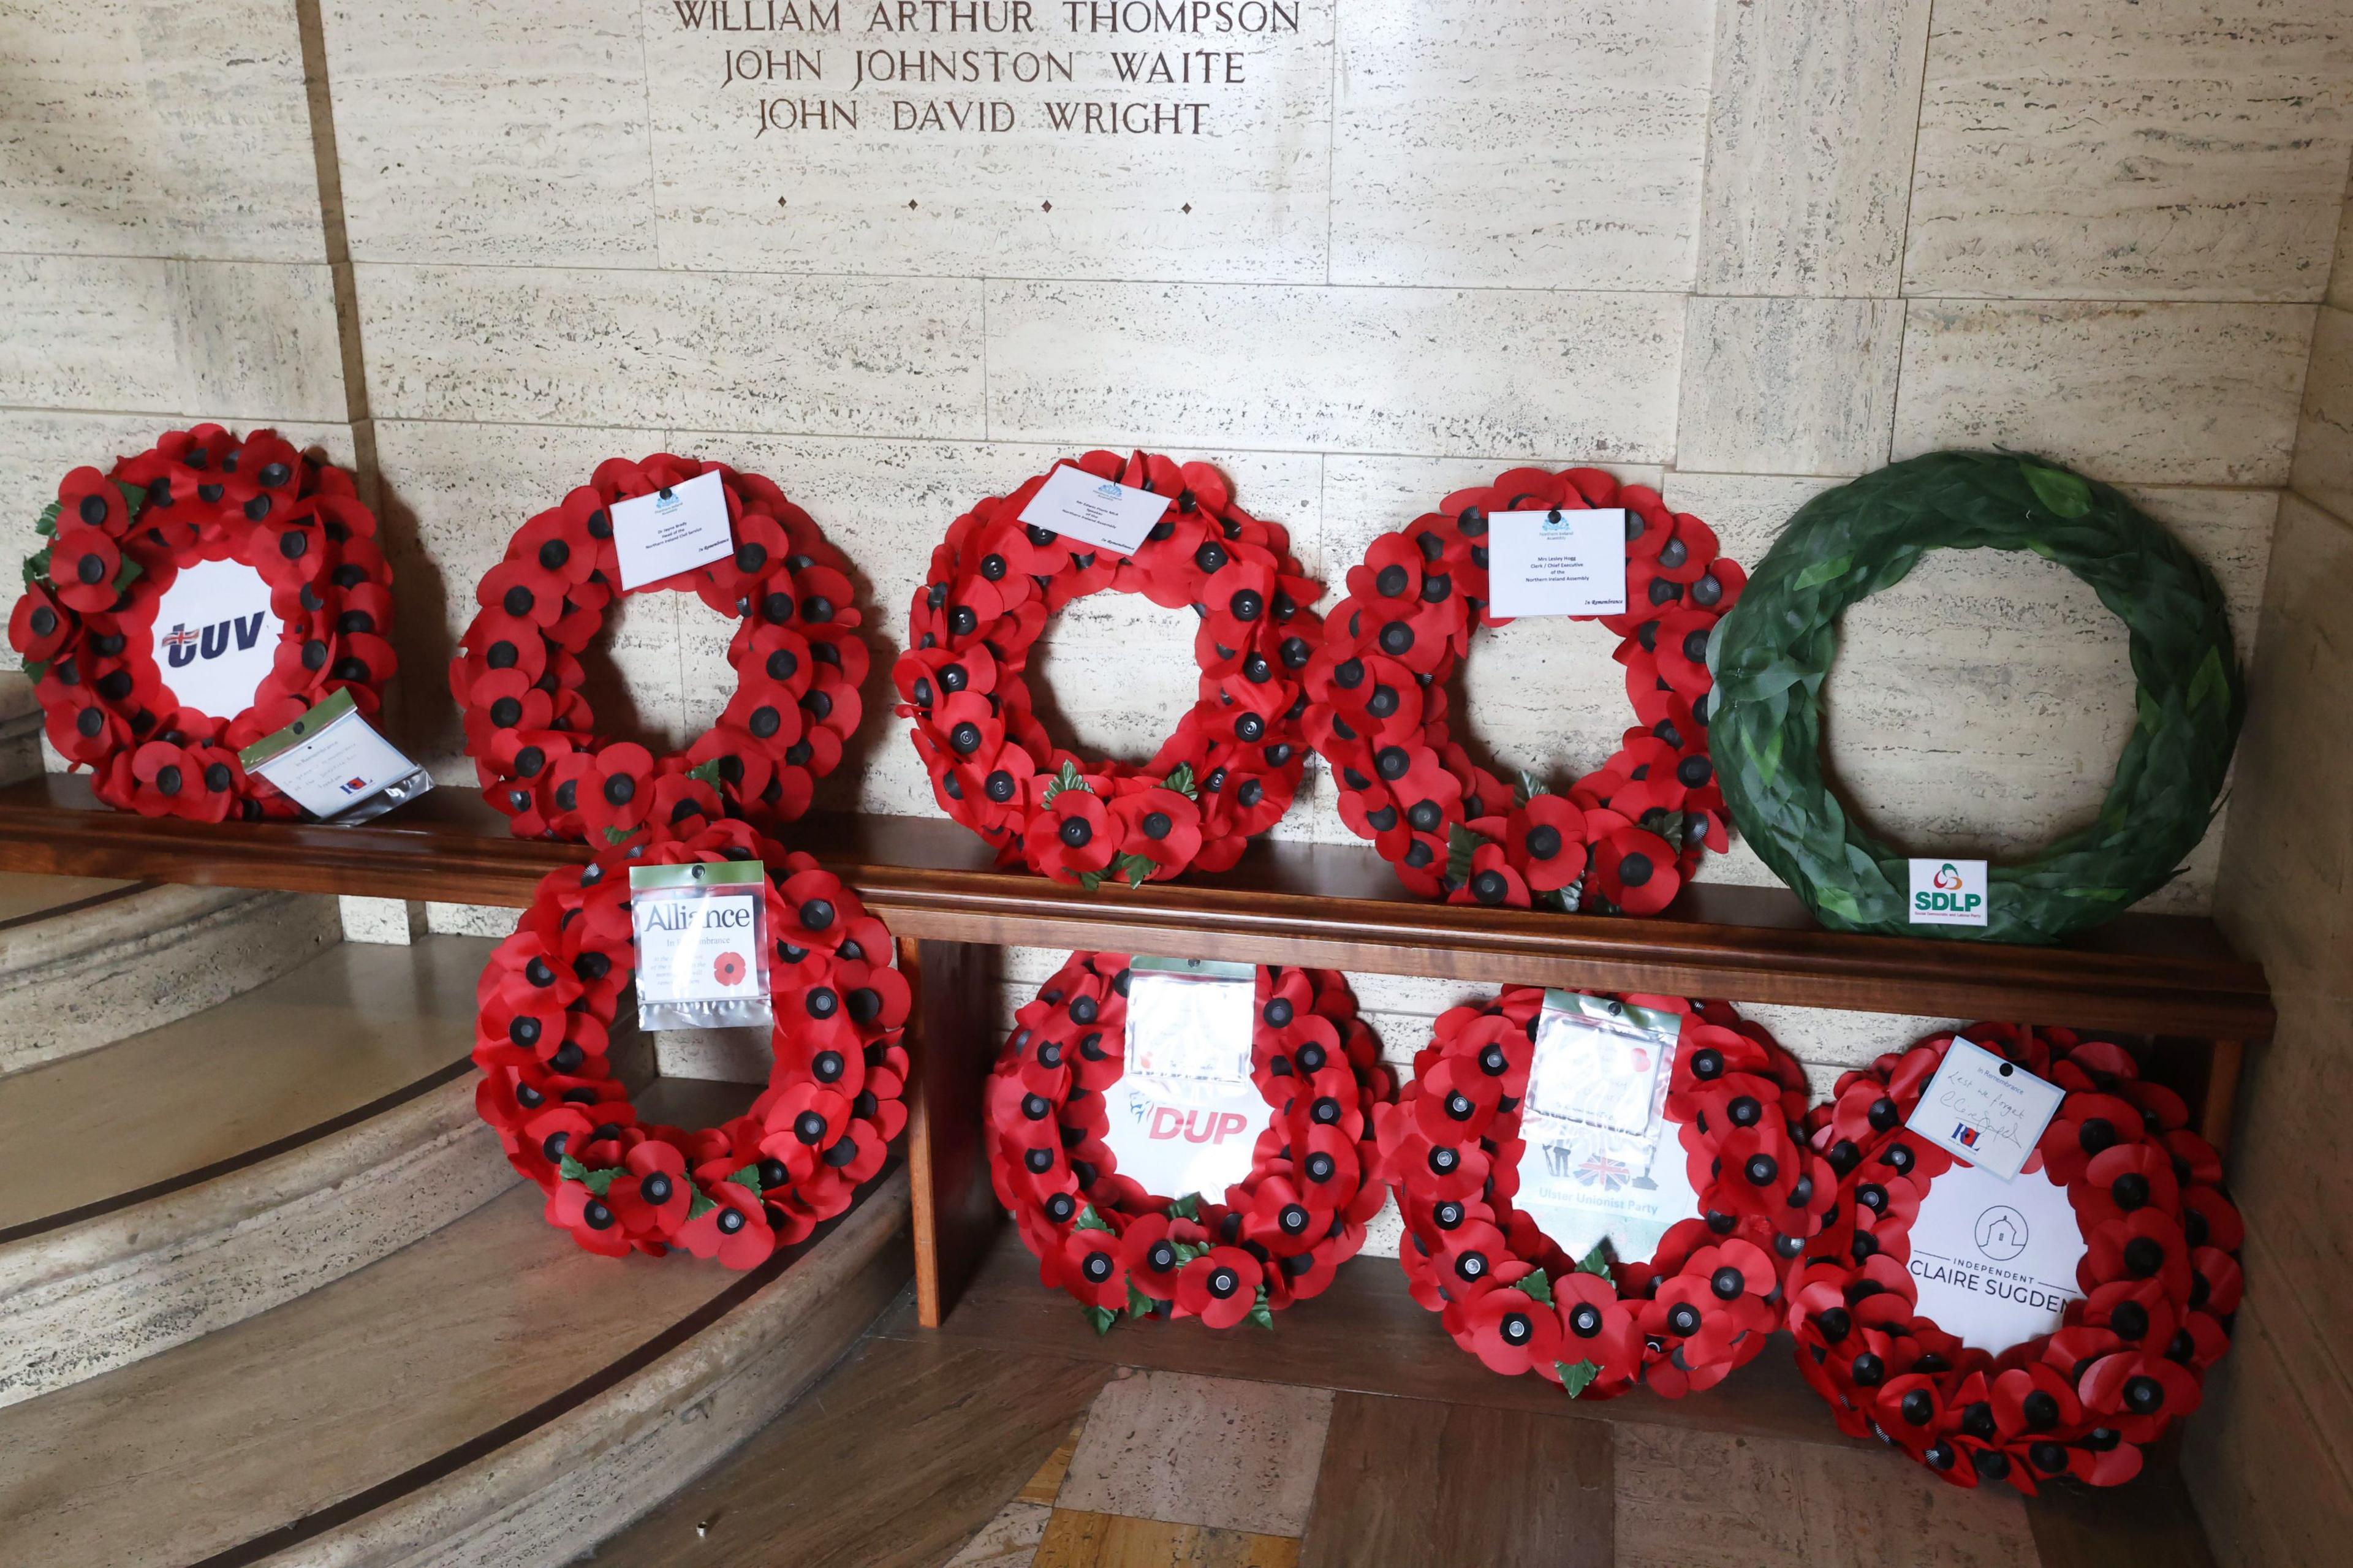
[{"xmin": 7, "ymin": 425, "xmax": 396, "ymax": 820}]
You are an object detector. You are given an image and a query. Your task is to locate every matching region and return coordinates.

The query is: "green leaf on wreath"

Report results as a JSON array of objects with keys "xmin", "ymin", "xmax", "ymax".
[
  {"xmin": 34, "ymin": 501, "xmax": 59, "ymax": 537},
  {"xmin": 1246, "ymin": 1285, "xmax": 1274, "ymax": 1331},
  {"xmin": 2186, "ymin": 645, "xmax": 2231, "ymax": 714},
  {"xmin": 112, "ymin": 555, "xmax": 142, "ymax": 592},
  {"xmin": 1083, "ymin": 1305, "xmax": 1119, "ymax": 1337},
  {"xmin": 1162, "ymin": 762, "xmax": 1199, "ymax": 801},
  {"xmin": 1167, "ymin": 1194, "xmax": 1202, "ymax": 1222},
  {"xmin": 1445, "ymin": 822, "xmax": 1488, "ymax": 888},
  {"xmin": 578, "ymin": 1165, "xmax": 622, "ymax": 1197},
  {"xmin": 726, "ymin": 1162, "xmax": 763, "ymax": 1196},
  {"xmin": 684, "ymin": 757, "xmax": 728, "ymax": 787},
  {"xmin": 23, "ymin": 548, "xmax": 51, "ymax": 586},
  {"xmin": 686, "ymin": 1189, "xmax": 719, "ymax": 1220},
  {"xmin": 1510, "ymin": 1268, "xmax": 1554, "ymax": 1305},
  {"xmin": 1077, "ymin": 870, "xmax": 1104, "ymax": 892},
  {"xmin": 2021, "ymin": 463, "xmax": 2092, "ymax": 519},
  {"xmin": 1514, "ymin": 768, "xmax": 1550, "ymax": 808},
  {"xmin": 21, "ymin": 659, "xmax": 47, "ymax": 684},
  {"xmin": 1126, "ymin": 1281, "xmax": 1158, "ymax": 1319},
  {"xmin": 1574, "ymin": 1241, "xmax": 1612, "ymax": 1278},
  {"xmin": 1042, "ymin": 760, "xmax": 1090, "ymax": 808},
  {"xmin": 114, "ymin": 479, "xmax": 148, "ymax": 519},
  {"xmin": 1556, "ymin": 1359, "xmax": 1603, "ymax": 1399},
  {"xmin": 558, "ymin": 1154, "xmax": 590, "ymax": 1183},
  {"xmin": 602, "ymin": 826, "xmax": 632, "ymax": 846},
  {"xmin": 1115, "ymin": 852, "xmax": 1158, "ymax": 890},
  {"xmin": 1790, "ymin": 554, "xmax": 1851, "ymax": 593},
  {"xmin": 1073, "ymin": 1204, "xmax": 1116, "ymax": 1233}
]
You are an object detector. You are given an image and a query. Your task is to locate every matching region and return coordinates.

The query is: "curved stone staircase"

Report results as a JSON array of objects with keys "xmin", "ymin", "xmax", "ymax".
[{"xmin": 0, "ymin": 869, "xmax": 915, "ymax": 1567}]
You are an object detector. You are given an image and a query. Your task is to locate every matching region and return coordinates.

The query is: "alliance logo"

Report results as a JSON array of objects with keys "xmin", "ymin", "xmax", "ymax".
[{"xmin": 162, "ymin": 613, "xmax": 269, "ymax": 669}]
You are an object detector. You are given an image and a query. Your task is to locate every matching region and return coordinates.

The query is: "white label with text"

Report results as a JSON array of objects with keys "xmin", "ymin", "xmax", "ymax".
[
  {"xmin": 1486, "ymin": 509, "xmax": 1629, "ymax": 619},
  {"xmin": 1904, "ymin": 1037, "xmax": 2066, "ymax": 1182},
  {"xmin": 1908, "ymin": 858, "xmax": 1990, "ymax": 926},
  {"xmin": 1015, "ymin": 464, "xmax": 1173, "ymax": 558},
  {"xmin": 612, "ymin": 469, "xmax": 734, "ymax": 591},
  {"xmin": 627, "ymin": 862, "xmax": 773, "ymax": 1032},
  {"xmin": 1515, "ymin": 991, "xmax": 1697, "ymax": 1266},
  {"xmin": 155, "ymin": 557, "xmax": 282, "ymax": 719},
  {"xmin": 1102, "ymin": 966, "xmax": 1259, "ymax": 1205},
  {"xmin": 1908, "ymin": 1160, "xmax": 2086, "ymax": 1353},
  {"xmin": 244, "ymin": 701, "xmax": 417, "ymax": 818}
]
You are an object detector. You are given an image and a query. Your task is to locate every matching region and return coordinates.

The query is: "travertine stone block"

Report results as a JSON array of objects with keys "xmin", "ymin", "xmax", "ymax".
[
  {"xmin": 0, "ymin": 0, "xmax": 326, "ymax": 261},
  {"xmin": 322, "ymin": 0, "xmax": 660, "ymax": 266},
  {"xmin": 1698, "ymin": 0, "xmax": 1931, "ymax": 297},
  {"xmin": 1892, "ymin": 300, "xmax": 2314, "ymax": 486},
  {"xmin": 0, "ymin": 257, "xmax": 347, "ymax": 423},
  {"xmin": 987, "ymin": 280, "xmax": 1683, "ymax": 460},
  {"xmin": 1332, "ymin": 0, "xmax": 1710, "ymax": 290},
  {"xmin": 1675, "ymin": 297, "xmax": 1903, "ymax": 476},
  {"xmin": 355, "ymin": 263, "xmax": 985, "ymax": 437},
  {"xmin": 2291, "ymin": 306, "xmax": 2353, "ymax": 524},
  {"xmin": 1905, "ymin": 0, "xmax": 2353, "ymax": 301}
]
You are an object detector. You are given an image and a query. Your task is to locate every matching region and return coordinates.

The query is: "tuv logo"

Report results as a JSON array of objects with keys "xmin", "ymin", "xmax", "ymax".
[
  {"xmin": 162, "ymin": 613, "xmax": 269, "ymax": 668},
  {"xmin": 1908, "ymin": 857, "xmax": 1990, "ymax": 926}
]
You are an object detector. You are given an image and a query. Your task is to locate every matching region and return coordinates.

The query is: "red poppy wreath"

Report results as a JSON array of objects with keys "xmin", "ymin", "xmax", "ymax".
[
  {"xmin": 7, "ymin": 425, "xmax": 395, "ymax": 819},
  {"xmin": 1787, "ymin": 1026, "xmax": 2241, "ymax": 1491},
  {"xmin": 1377, "ymin": 987, "xmax": 1833, "ymax": 1398},
  {"xmin": 1305, "ymin": 468, "xmax": 1741, "ymax": 914},
  {"xmin": 472, "ymin": 816, "xmax": 909, "ymax": 1265},
  {"xmin": 452, "ymin": 453, "xmax": 871, "ymax": 845},
  {"xmin": 983, "ymin": 952, "xmax": 1393, "ymax": 1331},
  {"xmin": 895, "ymin": 450, "xmax": 1323, "ymax": 885}
]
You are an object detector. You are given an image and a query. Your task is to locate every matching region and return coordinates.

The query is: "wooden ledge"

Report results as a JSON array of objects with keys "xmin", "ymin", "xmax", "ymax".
[{"xmin": 0, "ymin": 775, "xmax": 2273, "ymax": 1037}]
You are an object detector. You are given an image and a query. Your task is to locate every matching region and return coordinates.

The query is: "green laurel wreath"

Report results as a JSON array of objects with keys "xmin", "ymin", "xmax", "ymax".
[{"xmin": 1708, "ymin": 451, "xmax": 2243, "ymax": 945}]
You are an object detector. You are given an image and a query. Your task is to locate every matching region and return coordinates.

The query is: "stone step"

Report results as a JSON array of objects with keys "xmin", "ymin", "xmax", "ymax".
[
  {"xmin": 0, "ymin": 869, "xmax": 341, "ymax": 1076},
  {"xmin": 0, "ymin": 937, "xmax": 515, "ymax": 1406},
  {"xmin": 0, "ymin": 1120, "xmax": 911, "ymax": 1568}
]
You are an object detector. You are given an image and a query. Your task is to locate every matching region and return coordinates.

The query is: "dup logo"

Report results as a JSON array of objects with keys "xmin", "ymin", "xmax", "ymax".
[{"xmin": 1908, "ymin": 858, "xmax": 1989, "ymax": 926}]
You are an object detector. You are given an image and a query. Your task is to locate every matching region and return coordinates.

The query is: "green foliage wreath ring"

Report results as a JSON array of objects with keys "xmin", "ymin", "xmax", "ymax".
[{"xmin": 1708, "ymin": 451, "xmax": 2243, "ymax": 945}]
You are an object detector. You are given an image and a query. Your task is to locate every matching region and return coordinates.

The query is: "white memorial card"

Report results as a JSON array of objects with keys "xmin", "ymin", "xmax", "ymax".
[
  {"xmin": 240, "ymin": 689, "xmax": 431, "ymax": 823},
  {"xmin": 1487, "ymin": 509, "xmax": 1629, "ymax": 619},
  {"xmin": 155, "ymin": 556, "xmax": 283, "ymax": 719},
  {"xmin": 1907, "ymin": 1160, "xmax": 2086, "ymax": 1353},
  {"xmin": 1904, "ymin": 1037, "xmax": 2067, "ymax": 1182},
  {"xmin": 627, "ymin": 862, "xmax": 774, "ymax": 1032},
  {"xmin": 1014, "ymin": 464, "xmax": 1172, "ymax": 558},
  {"xmin": 1515, "ymin": 991, "xmax": 1697, "ymax": 1265},
  {"xmin": 612, "ymin": 469, "xmax": 734, "ymax": 592},
  {"xmin": 1909, "ymin": 858, "xmax": 1990, "ymax": 926},
  {"xmin": 1102, "ymin": 957, "xmax": 1259, "ymax": 1205}
]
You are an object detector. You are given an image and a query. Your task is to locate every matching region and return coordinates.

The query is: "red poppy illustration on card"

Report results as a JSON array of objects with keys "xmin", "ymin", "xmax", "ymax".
[
  {"xmin": 6, "ymin": 427, "xmax": 397, "ymax": 820},
  {"xmin": 450, "ymin": 454, "xmax": 873, "ymax": 847},
  {"xmin": 896, "ymin": 451, "xmax": 1325, "ymax": 886},
  {"xmin": 470, "ymin": 818, "xmax": 909, "ymax": 1269},
  {"xmin": 1304, "ymin": 468, "xmax": 1740, "ymax": 914},
  {"xmin": 1786, "ymin": 1025, "xmax": 2242, "ymax": 1491}
]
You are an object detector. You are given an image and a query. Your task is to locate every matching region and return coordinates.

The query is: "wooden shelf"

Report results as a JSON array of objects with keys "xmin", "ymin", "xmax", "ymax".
[{"xmin": 0, "ymin": 773, "xmax": 2273, "ymax": 1038}]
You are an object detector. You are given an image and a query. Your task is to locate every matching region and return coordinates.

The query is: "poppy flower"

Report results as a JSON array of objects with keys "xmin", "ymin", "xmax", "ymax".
[
  {"xmin": 49, "ymin": 525, "xmax": 125, "ymax": 613},
  {"xmin": 678, "ymin": 1181, "xmax": 776, "ymax": 1270},
  {"xmin": 1449, "ymin": 842, "xmax": 1529, "ymax": 909},
  {"xmin": 1459, "ymin": 1283, "xmax": 1566, "ymax": 1377},
  {"xmin": 1052, "ymin": 1225, "xmax": 1129, "ymax": 1311},
  {"xmin": 1108, "ymin": 786, "xmax": 1202, "ymax": 878},
  {"xmin": 1587, "ymin": 826, "xmax": 1679, "ymax": 915},
  {"xmin": 577, "ymin": 743, "xmax": 654, "ymax": 840},
  {"xmin": 1174, "ymin": 1246, "xmax": 1262, "ymax": 1328},
  {"xmin": 8, "ymin": 583, "xmax": 76, "ymax": 664},
  {"xmin": 1031, "ymin": 784, "xmax": 1116, "ymax": 882},
  {"xmin": 1499, "ymin": 795, "xmax": 1587, "ymax": 892},
  {"xmin": 1551, "ymin": 1270, "xmax": 1645, "ymax": 1393},
  {"xmin": 608, "ymin": 1140, "xmax": 693, "ymax": 1241}
]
